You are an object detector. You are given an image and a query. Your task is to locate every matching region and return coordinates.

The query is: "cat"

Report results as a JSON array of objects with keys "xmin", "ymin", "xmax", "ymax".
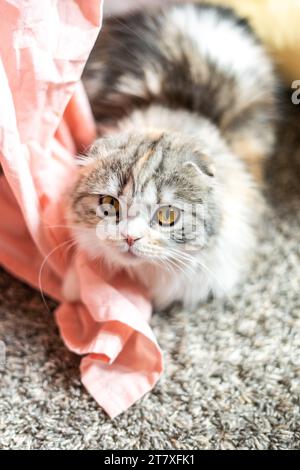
[{"xmin": 63, "ymin": 2, "xmax": 279, "ymax": 310}]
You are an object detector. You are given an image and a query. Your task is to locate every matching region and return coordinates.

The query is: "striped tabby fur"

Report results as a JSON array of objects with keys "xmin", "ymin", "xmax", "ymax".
[{"xmin": 64, "ymin": 2, "xmax": 280, "ymax": 310}]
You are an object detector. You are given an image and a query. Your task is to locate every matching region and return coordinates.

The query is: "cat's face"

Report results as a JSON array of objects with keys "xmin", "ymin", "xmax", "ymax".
[{"xmin": 68, "ymin": 132, "xmax": 218, "ymax": 269}]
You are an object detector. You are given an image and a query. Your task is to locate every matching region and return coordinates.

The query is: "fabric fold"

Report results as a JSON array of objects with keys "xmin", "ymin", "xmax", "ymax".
[{"xmin": 0, "ymin": 0, "xmax": 163, "ymax": 418}]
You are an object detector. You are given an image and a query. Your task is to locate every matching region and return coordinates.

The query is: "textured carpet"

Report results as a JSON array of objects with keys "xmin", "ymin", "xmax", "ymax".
[{"xmin": 1, "ymin": 100, "xmax": 300, "ymax": 450}]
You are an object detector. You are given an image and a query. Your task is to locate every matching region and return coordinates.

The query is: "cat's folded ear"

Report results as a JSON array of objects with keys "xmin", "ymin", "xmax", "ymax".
[
  {"xmin": 75, "ymin": 134, "xmax": 129, "ymax": 166},
  {"xmin": 183, "ymin": 155, "xmax": 215, "ymax": 180}
]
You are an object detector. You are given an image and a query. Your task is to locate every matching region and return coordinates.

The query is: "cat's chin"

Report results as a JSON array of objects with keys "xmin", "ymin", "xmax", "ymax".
[
  {"xmin": 118, "ymin": 250, "xmax": 142, "ymax": 264},
  {"xmin": 102, "ymin": 248, "xmax": 146, "ymax": 269}
]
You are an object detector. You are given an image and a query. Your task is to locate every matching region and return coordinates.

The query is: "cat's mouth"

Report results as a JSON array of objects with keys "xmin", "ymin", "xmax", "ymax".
[
  {"xmin": 112, "ymin": 239, "xmax": 164, "ymax": 264},
  {"xmin": 123, "ymin": 248, "xmax": 138, "ymax": 258},
  {"xmin": 117, "ymin": 243, "xmax": 141, "ymax": 261}
]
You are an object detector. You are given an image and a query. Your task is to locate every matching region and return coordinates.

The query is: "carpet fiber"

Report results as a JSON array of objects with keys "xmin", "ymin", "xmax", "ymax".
[{"xmin": 0, "ymin": 102, "xmax": 300, "ymax": 450}]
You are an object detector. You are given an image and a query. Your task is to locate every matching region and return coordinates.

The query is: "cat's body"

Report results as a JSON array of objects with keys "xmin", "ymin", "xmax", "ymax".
[{"xmin": 64, "ymin": 2, "xmax": 279, "ymax": 310}]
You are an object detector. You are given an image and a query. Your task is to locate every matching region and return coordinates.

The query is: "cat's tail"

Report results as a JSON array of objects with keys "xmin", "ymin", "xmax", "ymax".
[{"xmin": 83, "ymin": 2, "xmax": 280, "ymax": 180}]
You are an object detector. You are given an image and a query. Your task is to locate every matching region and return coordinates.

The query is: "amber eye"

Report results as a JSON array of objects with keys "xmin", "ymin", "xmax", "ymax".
[
  {"xmin": 155, "ymin": 205, "xmax": 180, "ymax": 227},
  {"xmin": 98, "ymin": 195, "xmax": 120, "ymax": 219}
]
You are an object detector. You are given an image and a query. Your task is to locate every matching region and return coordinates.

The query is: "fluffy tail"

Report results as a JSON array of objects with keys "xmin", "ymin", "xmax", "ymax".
[{"xmin": 83, "ymin": 2, "xmax": 279, "ymax": 179}]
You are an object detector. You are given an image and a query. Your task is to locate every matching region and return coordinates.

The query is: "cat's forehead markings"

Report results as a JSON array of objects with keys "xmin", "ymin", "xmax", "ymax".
[
  {"xmin": 137, "ymin": 144, "xmax": 166, "ymax": 194},
  {"xmin": 139, "ymin": 180, "xmax": 157, "ymax": 205},
  {"xmin": 105, "ymin": 173, "xmax": 120, "ymax": 196},
  {"xmin": 134, "ymin": 147, "xmax": 155, "ymax": 174},
  {"xmin": 132, "ymin": 142, "xmax": 161, "ymax": 194},
  {"xmin": 133, "ymin": 131, "xmax": 164, "ymax": 175},
  {"xmin": 121, "ymin": 176, "xmax": 134, "ymax": 200}
]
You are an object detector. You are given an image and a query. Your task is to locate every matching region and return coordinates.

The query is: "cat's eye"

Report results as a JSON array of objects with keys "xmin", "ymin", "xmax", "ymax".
[
  {"xmin": 98, "ymin": 195, "xmax": 120, "ymax": 219},
  {"xmin": 154, "ymin": 205, "xmax": 180, "ymax": 227}
]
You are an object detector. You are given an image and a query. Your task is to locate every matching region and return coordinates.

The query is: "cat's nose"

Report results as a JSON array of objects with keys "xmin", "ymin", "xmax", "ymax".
[{"xmin": 126, "ymin": 235, "xmax": 141, "ymax": 246}]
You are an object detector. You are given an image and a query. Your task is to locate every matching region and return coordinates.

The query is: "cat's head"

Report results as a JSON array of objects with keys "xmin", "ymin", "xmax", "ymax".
[{"xmin": 67, "ymin": 132, "xmax": 219, "ymax": 269}]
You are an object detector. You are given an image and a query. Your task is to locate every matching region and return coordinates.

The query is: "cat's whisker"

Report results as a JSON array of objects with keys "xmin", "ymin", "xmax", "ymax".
[
  {"xmin": 167, "ymin": 247, "xmax": 237, "ymax": 306},
  {"xmin": 66, "ymin": 1, "xmax": 276, "ymax": 310},
  {"xmin": 156, "ymin": 258, "xmax": 176, "ymax": 277},
  {"xmin": 161, "ymin": 251, "xmax": 198, "ymax": 283},
  {"xmin": 38, "ymin": 239, "xmax": 78, "ymax": 312}
]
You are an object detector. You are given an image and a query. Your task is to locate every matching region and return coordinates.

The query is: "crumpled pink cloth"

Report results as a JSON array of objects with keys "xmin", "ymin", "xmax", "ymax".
[{"xmin": 0, "ymin": 0, "xmax": 163, "ymax": 418}]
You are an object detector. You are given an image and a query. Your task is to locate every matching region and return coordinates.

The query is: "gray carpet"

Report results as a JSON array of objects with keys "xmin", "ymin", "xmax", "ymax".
[{"xmin": 0, "ymin": 102, "xmax": 300, "ymax": 450}]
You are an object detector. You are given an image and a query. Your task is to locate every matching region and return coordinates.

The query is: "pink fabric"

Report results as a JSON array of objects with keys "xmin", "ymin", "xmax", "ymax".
[{"xmin": 0, "ymin": 0, "xmax": 163, "ymax": 418}]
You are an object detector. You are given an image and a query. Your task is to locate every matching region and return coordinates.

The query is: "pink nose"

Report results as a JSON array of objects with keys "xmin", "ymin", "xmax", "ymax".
[{"xmin": 126, "ymin": 236, "xmax": 140, "ymax": 246}]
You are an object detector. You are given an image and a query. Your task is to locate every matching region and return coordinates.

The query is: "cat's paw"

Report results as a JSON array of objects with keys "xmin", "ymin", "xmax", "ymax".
[{"xmin": 62, "ymin": 267, "xmax": 80, "ymax": 302}]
